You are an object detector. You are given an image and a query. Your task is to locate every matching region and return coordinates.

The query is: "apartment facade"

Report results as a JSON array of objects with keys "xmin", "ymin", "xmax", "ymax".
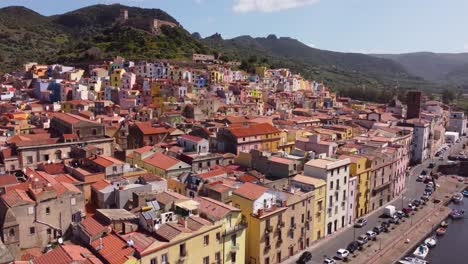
[{"xmin": 303, "ymin": 158, "xmax": 350, "ymax": 235}]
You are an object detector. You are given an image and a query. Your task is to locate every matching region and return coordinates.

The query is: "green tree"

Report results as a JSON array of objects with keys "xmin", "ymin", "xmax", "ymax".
[{"xmin": 442, "ymin": 89, "xmax": 456, "ymax": 104}]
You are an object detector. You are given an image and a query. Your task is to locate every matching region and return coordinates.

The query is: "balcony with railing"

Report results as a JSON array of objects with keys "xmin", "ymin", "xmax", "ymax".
[
  {"xmin": 223, "ymin": 222, "xmax": 247, "ymax": 237},
  {"xmin": 230, "ymin": 244, "xmax": 239, "ymax": 252}
]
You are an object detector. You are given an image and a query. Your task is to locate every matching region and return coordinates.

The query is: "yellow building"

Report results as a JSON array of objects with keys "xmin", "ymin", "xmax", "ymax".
[
  {"xmin": 232, "ymin": 182, "xmax": 315, "ymax": 264},
  {"xmin": 255, "ymin": 66, "xmax": 267, "ymax": 77},
  {"xmin": 136, "ymin": 196, "xmax": 245, "ymax": 264},
  {"xmin": 351, "ymin": 103, "xmax": 366, "ymax": 110},
  {"xmin": 151, "ymin": 82, "xmax": 161, "ymax": 97},
  {"xmin": 196, "ymin": 196, "xmax": 247, "ymax": 264},
  {"xmin": 210, "ymin": 70, "xmax": 224, "ymax": 84},
  {"xmin": 224, "ymin": 123, "xmax": 281, "ymax": 154},
  {"xmin": 340, "ymin": 154, "xmax": 370, "ymax": 218},
  {"xmin": 291, "ymin": 175, "xmax": 326, "ymax": 241},
  {"xmin": 110, "ymin": 68, "xmax": 126, "ymax": 87},
  {"xmin": 138, "ymin": 217, "xmax": 224, "ymax": 264}
]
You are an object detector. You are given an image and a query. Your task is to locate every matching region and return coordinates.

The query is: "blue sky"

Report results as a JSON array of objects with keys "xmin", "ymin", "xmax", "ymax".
[{"xmin": 2, "ymin": 0, "xmax": 468, "ymax": 54}]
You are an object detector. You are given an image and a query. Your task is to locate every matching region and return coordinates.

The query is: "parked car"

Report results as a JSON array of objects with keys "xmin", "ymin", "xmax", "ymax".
[
  {"xmin": 297, "ymin": 251, "xmax": 312, "ymax": 264},
  {"xmin": 412, "ymin": 199, "xmax": 422, "ymax": 207},
  {"xmin": 366, "ymin": 230, "xmax": 377, "ymax": 240},
  {"xmin": 373, "ymin": 225, "xmax": 385, "ymax": 234},
  {"xmin": 336, "ymin": 249, "xmax": 350, "ymax": 260},
  {"xmin": 357, "ymin": 234, "xmax": 368, "ymax": 244},
  {"xmin": 424, "ymin": 190, "xmax": 433, "ymax": 196},
  {"xmin": 403, "ymin": 207, "xmax": 413, "ymax": 214},
  {"xmin": 421, "ymin": 170, "xmax": 428, "ymax": 175},
  {"xmin": 354, "ymin": 218, "xmax": 368, "ymax": 228},
  {"xmin": 408, "ymin": 204, "xmax": 417, "ymax": 210},
  {"xmin": 381, "ymin": 221, "xmax": 391, "ymax": 229},
  {"xmin": 424, "ymin": 177, "xmax": 433, "ymax": 184},
  {"xmin": 425, "ymin": 187, "xmax": 434, "ymax": 194},
  {"xmin": 396, "ymin": 210, "xmax": 408, "ymax": 218},
  {"xmin": 389, "ymin": 215, "xmax": 400, "ymax": 224},
  {"xmin": 417, "ymin": 175, "xmax": 425, "ymax": 182},
  {"xmin": 448, "ymin": 155, "xmax": 458, "ymax": 161},
  {"xmin": 421, "ymin": 195, "xmax": 430, "ymax": 202},
  {"xmin": 346, "ymin": 241, "xmax": 361, "ymax": 253},
  {"xmin": 324, "ymin": 257, "xmax": 336, "ymax": 264}
]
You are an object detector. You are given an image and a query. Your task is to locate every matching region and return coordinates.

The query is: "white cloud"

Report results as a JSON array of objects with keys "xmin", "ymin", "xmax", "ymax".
[{"xmin": 233, "ymin": 0, "xmax": 320, "ymax": 13}]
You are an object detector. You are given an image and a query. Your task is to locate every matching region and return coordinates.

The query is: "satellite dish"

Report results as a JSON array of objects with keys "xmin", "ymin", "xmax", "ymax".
[{"xmin": 58, "ymin": 238, "xmax": 63, "ymax": 244}]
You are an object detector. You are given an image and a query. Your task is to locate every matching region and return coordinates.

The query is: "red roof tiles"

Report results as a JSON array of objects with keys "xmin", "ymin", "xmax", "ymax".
[
  {"xmin": 228, "ymin": 123, "xmax": 279, "ymax": 138},
  {"xmin": 179, "ymin": 134, "xmax": 204, "ymax": 143},
  {"xmin": 35, "ymin": 245, "xmax": 102, "ymax": 264},
  {"xmin": 233, "ymin": 182, "xmax": 268, "ymax": 201},
  {"xmin": 79, "ymin": 216, "xmax": 109, "ymax": 238},
  {"xmin": 91, "ymin": 233, "xmax": 134, "ymax": 264},
  {"xmin": 135, "ymin": 122, "xmax": 169, "ymax": 135},
  {"xmin": 143, "ymin": 152, "xmax": 184, "ymax": 170}
]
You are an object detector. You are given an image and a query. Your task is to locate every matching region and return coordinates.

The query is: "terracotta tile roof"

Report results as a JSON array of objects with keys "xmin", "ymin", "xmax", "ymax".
[
  {"xmin": 195, "ymin": 196, "xmax": 240, "ymax": 221},
  {"xmin": 120, "ymin": 232, "xmax": 156, "ymax": 254},
  {"xmin": 155, "ymin": 191, "xmax": 189, "ymax": 206},
  {"xmin": 1, "ymin": 148, "xmax": 13, "ymax": 159},
  {"xmin": 186, "ymin": 215, "xmax": 212, "ymax": 231},
  {"xmin": 38, "ymin": 163, "xmax": 65, "ymax": 175},
  {"xmin": 91, "ymin": 179, "xmax": 111, "ymax": 191},
  {"xmin": 292, "ymin": 174, "xmax": 326, "ymax": 187},
  {"xmin": 238, "ymin": 174, "xmax": 258, "ymax": 183},
  {"xmin": 35, "ymin": 244, "xmax": 102, "ymax": 264},
  {"xmin": 233, "ymin": 182, "xmax": 268, "ymax": 201},
  {"xmin": 197, "ymin": 169, "xmax": 227, "ymax": 180},
  {"xmin": 91, "ymin": 233, "xmax": 134, "ymax": 264},
  {"xmin": 134, "ymin": 173, "xmax": 164, "ymax": 182},
  {"xmin": 143, "ymin": 152, "xmax": 185, "ymax": 170},
  {"xmin": 133, "ymin": 146, "xmax": 153, "ymax": 155},
  {"xmin": 54, "ymin": 174, "xmax": 79, "ymax": 184},
  {"xmin": 79, "ymin": 215, "xmax": 109, "ymax": 238},
  {"xmin": 228, "ymin": 123, "xmax": 279, "ymax": 138},
  {"xmin": 2, "ymin": 189, "xmax": 34, "ymax": 207},
  {"xmin": 179, "ymin": 134, "xmax": 204, "ymax": 143},
  {"xmin": 225, "ymin": 115, "xmax": 248, "ymax": 124},
  {"xmin": 7, "ymin": 134, "xmax": 59, "ymax": 147},
  {"xmin": 90, "ymin": 155, "xmax": 124, "ymax": 167},
  {"xmin": 270, "ymin": 156, "xmax": 294, "ymax": 165},
  {"xmin": 208, "ymin": 183, "xmax": 232, "ymax": 193},
  {"xmin": 155, "ymin": 223, "xmax": 185, "ymax": 241},
  {"xmin": 134, "ymin": 122, "xmax": 169, "ymax": 135},
  {"xmin": 21, "ymin": 247, "xmax": 43, "ymax": 261},
  {"xmin": 0, "ymin": 174, "xmax": 18, "ymax": 187},
  {"xmin": 52, "ymin": 112, "xmax": 98, "ymax": 125}
]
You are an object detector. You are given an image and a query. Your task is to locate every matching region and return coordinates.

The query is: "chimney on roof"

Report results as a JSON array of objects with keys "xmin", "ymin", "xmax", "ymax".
[{"xmin": 96, "ymin": 237, "xmax": 103, "ymax": 251}]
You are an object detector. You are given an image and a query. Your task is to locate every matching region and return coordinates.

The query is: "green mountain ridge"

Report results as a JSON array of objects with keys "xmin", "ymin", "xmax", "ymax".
[
  {"xmin": 0, "ymin": 4, "xmax": 207, "ymax": 72},
  {"xmin": 372, "ymin": 52, "xmax": 468, "ymax": 88},
  {"xmin": 202, "ymin": 34, "xmax": 442, "ymax": 95}
]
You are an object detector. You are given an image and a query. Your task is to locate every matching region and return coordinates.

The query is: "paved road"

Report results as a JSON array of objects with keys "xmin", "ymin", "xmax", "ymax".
[{"xmin": 287, "ymin": 137, "xmax": 467, "ymax": 264}]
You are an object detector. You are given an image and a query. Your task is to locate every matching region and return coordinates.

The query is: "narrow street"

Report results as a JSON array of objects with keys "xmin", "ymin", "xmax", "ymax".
[{"xmin": 285, "ymin": 136, "xmax": 467, "ymax": 264}]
